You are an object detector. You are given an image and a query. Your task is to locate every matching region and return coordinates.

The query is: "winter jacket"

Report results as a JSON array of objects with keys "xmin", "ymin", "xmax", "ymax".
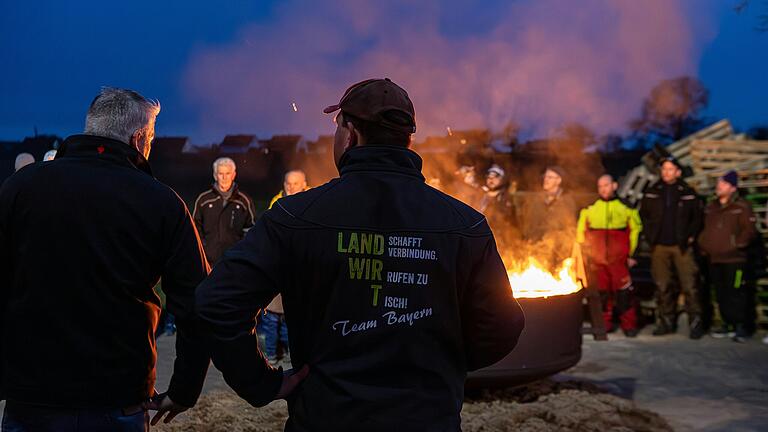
[
  {"xmin": 698, "ymin": 195, "xmax": 757, "ymax": 264},
  {"xmin": 639, "ymin": 180, "xmax": 703, "ymax": 250},
  {"xmin": 193, "ymin": 184, "xmax": 256, "ymax": 263},
  {"xmin": 520, "ymin": 190, "xmax": 577, "ymax": 242},
  {"xmin": 576, "ymin": 198, "xmax": 642, "ymax": 264},
  {"xmin": 0, "ymin": 134, "xmax": 210, "ymax": 409},
  {"xmin": 195, "ymin": 144, "xmax": 525, "ymax": 432}
]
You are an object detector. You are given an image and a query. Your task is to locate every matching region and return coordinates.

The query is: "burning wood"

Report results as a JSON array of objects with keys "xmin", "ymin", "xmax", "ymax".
[{"xmin": 507, "ymin": 258, "xmax": 582, "ymax": 299}]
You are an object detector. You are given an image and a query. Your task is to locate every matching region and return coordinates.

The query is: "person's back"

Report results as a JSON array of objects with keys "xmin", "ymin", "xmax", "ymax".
[
  {"xmin": 0, "ymin": 88, "xmax": 210, "ymax": 430},
  {"xmin": 196, "ymin": 79, "xmax": 524, "ymax": 432}
]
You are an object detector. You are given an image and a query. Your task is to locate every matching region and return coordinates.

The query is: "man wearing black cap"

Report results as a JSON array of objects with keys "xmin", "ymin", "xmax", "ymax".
[
  {"xmin": 195, "ymin": 78, "xmax": 525, "ymax": 431},
  {"xmin": 639, "ymin": 158, "xmax": 704, "ymax": 338},
  {"xmin": 698, "ymin": 170, "xmax": 757, "ymax": 342}
]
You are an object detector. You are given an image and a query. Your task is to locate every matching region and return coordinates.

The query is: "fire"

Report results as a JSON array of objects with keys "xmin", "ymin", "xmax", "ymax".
[{"xmin": 507, "ymin": 258, "xmax": 582, "ymax": 299}]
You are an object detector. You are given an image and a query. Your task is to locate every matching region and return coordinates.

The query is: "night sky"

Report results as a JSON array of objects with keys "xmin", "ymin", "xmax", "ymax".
[{"xmin": 1, "ymin": 0, "xmax": 766, "ymax": 143}]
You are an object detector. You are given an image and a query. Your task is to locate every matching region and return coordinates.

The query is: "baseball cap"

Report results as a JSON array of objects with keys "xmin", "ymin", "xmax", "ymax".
[
  {"xmin": 487, "ymin": 164, "xmax": 505, "ymax": 178},
  {"xmin": 324, "ymin": 78, "xmax": 416, "ymax": 134},
  {"xmin": 659, "ymin": 156, "xmax": 682, "ymax": 169}
]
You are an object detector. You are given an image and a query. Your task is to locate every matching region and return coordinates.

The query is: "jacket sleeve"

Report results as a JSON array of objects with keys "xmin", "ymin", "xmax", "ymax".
[
  {"xmin": 628, "ymin": 207, "xmax": 643, "ymax": 256},
  {"xmin": 195, "ymin": 213, "xmax": 285, "ymax": 407},
  {"xmin": 161, "ymin": 198, "xmax": 212, "ymax": 408},
  {"xmin": 461, "ymin": 234, "xmax": 525, "ymax": 371},
  {"xmin": 576, "ymin": 208, "xmax": 588, "ymax": 244},
  {"xmin": 244, "ymin": 193, "xmax": 258, "ymax": 230},
  {"xmin": 0, "ymin": 180, "xmax": 11, "ymax": 401},
  {"xmin": 736, "ymin": 202, "xmax": 758, "ymax": 249},
  {"xmin": 687, "ymin": 194, "xmax": 704, "ymax": 241},
  {"xmin": 192, "ymin": 194, "xmax": 205, "ymax": 243}
]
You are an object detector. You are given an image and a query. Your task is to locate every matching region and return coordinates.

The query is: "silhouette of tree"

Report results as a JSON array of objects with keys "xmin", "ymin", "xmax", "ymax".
[
  {"xmin": 628, "ymin": 76, "xmax": 709, "ymax": 148},
  {"xmin": 748, "ymin": 125, "xmax": 768, "ymax": 139}
]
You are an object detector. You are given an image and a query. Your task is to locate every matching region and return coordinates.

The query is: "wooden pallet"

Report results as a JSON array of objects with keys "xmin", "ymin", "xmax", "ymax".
[
  {"xmin": 618, "ymin": 120, "xmax": 735, "ymax": 206},
  {"xmin": 691, "ymin": 140, "xmax": 768, "ymax": 173}
]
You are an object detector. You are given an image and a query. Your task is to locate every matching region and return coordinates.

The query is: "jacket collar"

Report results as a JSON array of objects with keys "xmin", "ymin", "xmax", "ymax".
[
  {"xmin": 716, "ymin": 192, "xmax": 740, "ymax": 208},
  {"xmin": 57, "ymin": 134, "xmax": 153, "ymax": 177},
  {"xmin": 212, "ymin": 182, "xmax": 240, "ymax": 197},
  {"xmin": 338, "ymin": 145, "xmax": 424, "ymax": 181}
]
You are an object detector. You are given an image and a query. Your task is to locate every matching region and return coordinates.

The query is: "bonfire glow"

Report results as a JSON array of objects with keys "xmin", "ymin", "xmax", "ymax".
[{"xmin": 508, "ymin": 258, "xmax": 582, "ymax": 299}]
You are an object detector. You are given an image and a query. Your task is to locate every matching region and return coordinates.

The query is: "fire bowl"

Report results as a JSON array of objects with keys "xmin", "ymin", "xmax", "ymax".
[{"xmin": 466, "ymin": 290, "xmax": 583, "ymax": 388}]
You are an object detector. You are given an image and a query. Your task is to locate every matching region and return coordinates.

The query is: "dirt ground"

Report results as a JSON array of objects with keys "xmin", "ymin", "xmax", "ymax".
[
  {"xmin": 153, "ymin": 384, "xmax": 671, "ymax": 432},
  {"xmin": 3, "ymin": 321, "xmax": 766, "ymax": 431}
]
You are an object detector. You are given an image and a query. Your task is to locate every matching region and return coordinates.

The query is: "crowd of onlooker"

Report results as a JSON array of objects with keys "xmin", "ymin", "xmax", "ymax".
[{"xmin": 450, "ymin": 157, "xmax": 767, "ymax": 344}]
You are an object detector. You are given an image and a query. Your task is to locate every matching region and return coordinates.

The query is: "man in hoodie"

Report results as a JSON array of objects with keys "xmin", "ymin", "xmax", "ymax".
[
  {"xmin": 577, "ymin": 174, "xmax": 642, "ymax": 337},
  {"xmin": 196, "ymin": 78, "xmax": 525, "ymax": 432},
  {"xmin": 698, "ymin": 171, "xmax": 757, "ymax": 342}
]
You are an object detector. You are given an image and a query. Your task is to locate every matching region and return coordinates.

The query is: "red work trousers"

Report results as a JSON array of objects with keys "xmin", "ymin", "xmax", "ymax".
[{"xmin": 591, "ymin": 260, "xmax": 637, "ymax": 331}]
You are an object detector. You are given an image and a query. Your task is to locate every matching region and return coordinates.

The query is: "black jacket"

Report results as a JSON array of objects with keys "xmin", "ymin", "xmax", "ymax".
[
  {"xmin": 639, "ymin": 179, "xmax": 703, "ymax": 250},
  {"xmin": 0, "ymin": 134, "xmax": 210, "ymax": 408},
  {"xmin": 196, "ymin": 145, "xmax": 525, "ymax": 432},
  {"xmin": 193, "ymin": 183, "xmax": 256, "ymax": 264}
]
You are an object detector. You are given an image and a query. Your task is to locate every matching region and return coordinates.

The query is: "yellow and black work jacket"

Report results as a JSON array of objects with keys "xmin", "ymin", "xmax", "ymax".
[{"xmin": 577, "ymin": 197, "xmax": 642, "ymax": 264}]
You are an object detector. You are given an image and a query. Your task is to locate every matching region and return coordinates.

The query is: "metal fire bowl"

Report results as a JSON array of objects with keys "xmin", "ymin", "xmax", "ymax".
[{"xmin": 466, "ymin": 291, "xmax": 583, "ymax": 388}]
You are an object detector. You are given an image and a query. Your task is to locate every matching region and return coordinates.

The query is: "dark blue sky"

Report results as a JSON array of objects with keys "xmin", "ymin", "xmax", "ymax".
[{"xmin": 1, "ymin": 0, "xmax": 766, "ymax": 143}]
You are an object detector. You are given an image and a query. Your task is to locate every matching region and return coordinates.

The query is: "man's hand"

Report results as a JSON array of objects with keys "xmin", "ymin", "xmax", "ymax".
[
  {"xmin": 275, "ymin": 365, "xmax": 310, "ymax": 400},
  {"xmin": 627, "ymin": 258, "xmax": 638, "ymax": 268},
  {"xmin": 147, "ymin": 393, "xmax": 189, "ymax": 425}
]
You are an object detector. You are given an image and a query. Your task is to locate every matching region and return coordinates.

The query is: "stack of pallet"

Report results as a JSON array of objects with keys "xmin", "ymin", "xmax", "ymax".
[
  {"xmin": 618, "ymin": 119, "xmax": 734, "ymax": 206},
  {"xmin": 687, "ymin": 140, "xmax": 768, "ymax": 195}
]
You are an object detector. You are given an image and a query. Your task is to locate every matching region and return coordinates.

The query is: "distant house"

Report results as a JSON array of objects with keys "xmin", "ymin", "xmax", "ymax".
[
  {"xmin": 259, "ymin": 134, "xmax": 304, "ymax": 154},
  {"xmin": 220, "ymin": 135, "xmax": 257, "ymax": 154},
  {"xmin": 151, "ymin": 137, "xmax": 189, "ymax": 161}
]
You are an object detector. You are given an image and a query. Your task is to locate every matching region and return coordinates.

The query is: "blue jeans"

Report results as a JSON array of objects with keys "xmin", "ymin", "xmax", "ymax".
[
  {"xmin": 2, "ymin": 402, "xmax": 148, "ymax": 432},
  {"xmin": 257, "ymin": 311, "xmax": 289, "ymax": 359}
]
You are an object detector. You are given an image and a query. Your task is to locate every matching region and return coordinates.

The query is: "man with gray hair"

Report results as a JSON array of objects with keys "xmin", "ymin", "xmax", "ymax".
[
  {"xmin": 193, "ymin": 157, "xmax": 257, "ymax": 264},
  {"xmin": 0, "ymin": 87, "xmax": 211, "ymax": 431}
]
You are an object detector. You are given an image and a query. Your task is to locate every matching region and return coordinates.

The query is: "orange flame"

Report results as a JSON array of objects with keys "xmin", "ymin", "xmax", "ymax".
[{"xmin": 507, "ymin": 258, "xmax": 582, "ymax": 299}]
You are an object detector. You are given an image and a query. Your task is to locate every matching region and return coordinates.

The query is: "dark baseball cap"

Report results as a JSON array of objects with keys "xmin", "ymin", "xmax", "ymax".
[
  {"xmin": 659, "ymin": 156, "xmax": 682, "ymax": 169},
  {"xmin": 323, "ymin": 78, "xmax": 416, "ymax": 134}
]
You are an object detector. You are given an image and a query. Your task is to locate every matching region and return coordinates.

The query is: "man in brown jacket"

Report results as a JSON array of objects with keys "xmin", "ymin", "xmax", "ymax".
[
  {"xmin": 698, "ymin": 171, "xmax": 757, "ymax": 342},
  {"xmin": 520, "ymin": 166, "xmax": 577, "ymax": 270}
]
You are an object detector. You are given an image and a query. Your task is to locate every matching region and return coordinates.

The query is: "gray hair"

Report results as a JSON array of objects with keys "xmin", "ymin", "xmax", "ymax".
[
  {"xmin": 84, "ymin": 87, "xmax": 160, "ymax": 144},
  {"xmin": 212, "ymin": 157, "xmax": 236, "ymax": 174}
]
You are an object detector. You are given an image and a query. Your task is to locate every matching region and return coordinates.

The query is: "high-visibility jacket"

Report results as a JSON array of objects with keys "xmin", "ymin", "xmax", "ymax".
[{"xmin": 577, "ymin": 198, "xmax": 642, "ymax": 264}]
